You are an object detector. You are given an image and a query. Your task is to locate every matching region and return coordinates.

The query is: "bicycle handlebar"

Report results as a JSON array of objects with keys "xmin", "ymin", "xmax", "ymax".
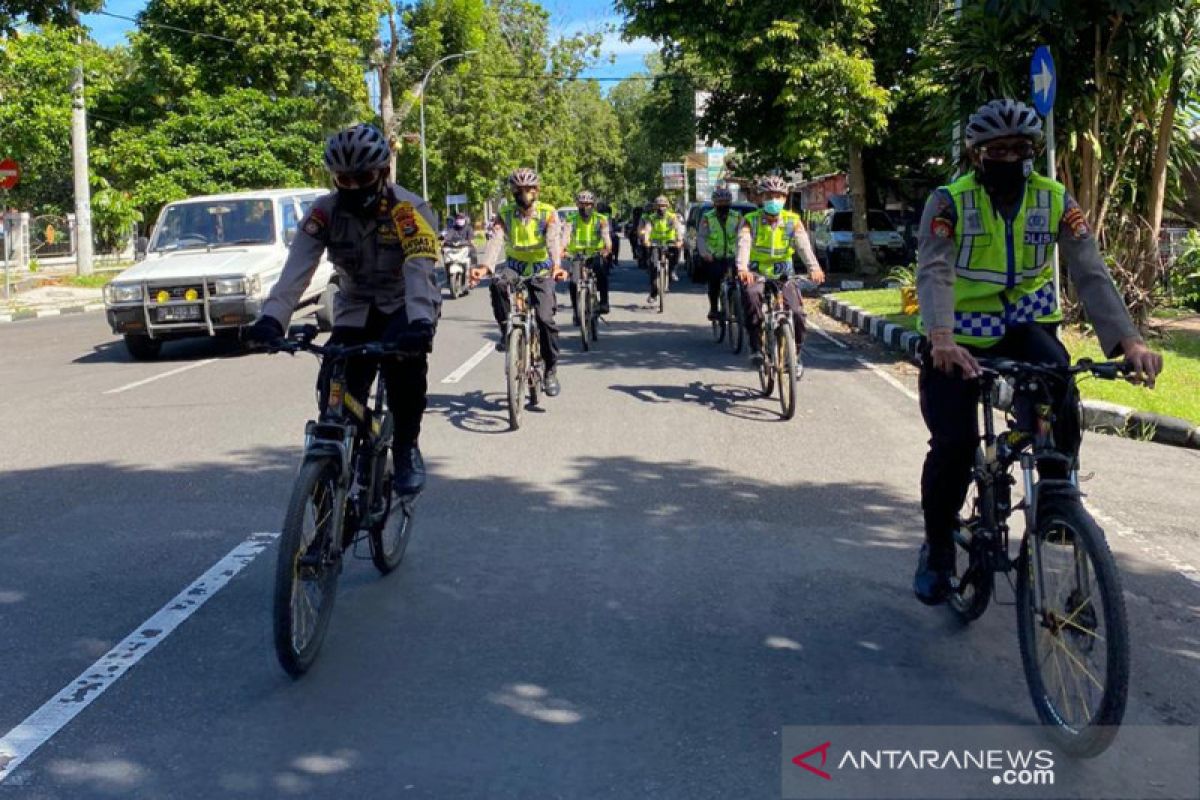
[
  {"xmin": 976, "ymin": 357, "xmax": 1132, "ymax": 383},
  {"xmin": 261, "ymin": 325, "xmax": 427, "ymax": 359}
]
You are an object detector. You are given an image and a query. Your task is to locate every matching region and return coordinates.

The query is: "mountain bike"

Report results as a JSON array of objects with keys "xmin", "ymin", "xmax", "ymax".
[
  {"xmin": 650, "ymin": 244, "xmax": 673, "ymax": 314},
  {"xmin": 950, "ymin": 357, "xmax": 1132, "ymax": 757},
  {"xmin": 753, "ymin": 276, "xmax": 800, "ymax": 420},
  {"xmin": 712, "ymin": 260, "xmax": 744, "ymax": 354},
  {"xmin": 262, "ymin": 326, "xmax": 419, "ymax": 677},
  {"xmin": 503, "ymin": 275, "xmax": 544, "ymax": 431},
  {"xmin": 572, "ymin": 254, "xmax": 601, "ymax": 352}
]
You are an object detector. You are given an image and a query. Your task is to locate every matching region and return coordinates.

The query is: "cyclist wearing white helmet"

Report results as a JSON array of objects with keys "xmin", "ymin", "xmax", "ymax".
[
  {"xmin": 561, "ymin": 189, "xmax": 612, "ymax": 319},
  {"xmin": 244, "ymin": 123, "xmax": 441, "ymax": 496},
  {"xmin": 735, "ymin": 175, "xmax": 825, "ymax": 365},
  {"xmin": 638, "ymin": 195, "xmax": 683, "ymax": 304},
  {"xmin": 696, "ymin": 186, "xmax": 743, "ymax": 322},
  {"xmin": 913, "ymin": 98, "xmax": 1163, "ymax": 605},
  {"xmin": 472, "ymin": 167, "xmax": 567, "ymax": 397}
]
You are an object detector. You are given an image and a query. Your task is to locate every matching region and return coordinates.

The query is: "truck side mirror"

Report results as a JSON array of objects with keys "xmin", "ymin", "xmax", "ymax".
[{"xmin": 135, "ymin": 236, "xmax": 149, "ymax": 261}]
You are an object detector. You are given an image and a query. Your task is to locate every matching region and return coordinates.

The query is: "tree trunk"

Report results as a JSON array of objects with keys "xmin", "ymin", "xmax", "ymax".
[
  {"xmin": 1140, "ymin": 48, "xmax": 1184, "ymax": 295},
  {"xmin": 379, "ymin": 9, "xmax": 401, "ymax": 175},
  {"xmin": 847, "ymin": 140, "xmax": 879, "ymax": 274}
]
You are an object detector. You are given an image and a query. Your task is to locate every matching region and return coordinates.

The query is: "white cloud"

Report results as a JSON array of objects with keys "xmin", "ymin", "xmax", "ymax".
[{"xmin": 552, "ymin": 14, "xmax": 657, "ymax": 61}]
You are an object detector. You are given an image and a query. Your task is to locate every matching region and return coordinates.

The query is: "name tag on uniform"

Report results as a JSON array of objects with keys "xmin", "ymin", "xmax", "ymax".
[{"xmin": 962, "ymin": 208, "xmax": 985, "ymax": 235}]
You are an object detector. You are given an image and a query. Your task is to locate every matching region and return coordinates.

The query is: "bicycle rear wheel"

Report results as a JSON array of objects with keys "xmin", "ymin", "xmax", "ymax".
[
  {"xmin": 369, "ymin": 478, "xmax": 414, "ymax": 575},
  {"xmin": 505, "ymin": 325, "xmax": 526, "ymax": 430},
  {"xmin": 1016, "ymin": 495, "xmax": 1129, "ymax": 757},
  {"xmin": 728, "ymin": 284, "xmax": 744, "ymax": 354},
  {"xmin": 777, "ymin": 322, "xmax": 797, "ymax": 420},
  {"xmin": 950, "ymin": 460, "xmax": 993, "ymax": 623},
  {"xmin": 273, "ymin": 457, "xmax": 342, "ymax": 677}
]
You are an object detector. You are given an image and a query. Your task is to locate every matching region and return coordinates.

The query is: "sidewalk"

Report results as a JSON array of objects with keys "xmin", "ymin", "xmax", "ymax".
[{"xmin": 1, "ymin": 282, "xmax": 105, "ymax": 323}]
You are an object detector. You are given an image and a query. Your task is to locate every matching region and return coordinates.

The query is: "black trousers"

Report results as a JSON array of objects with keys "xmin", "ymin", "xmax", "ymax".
[
  {"xmin": 647, "ymin": 245, "xmax": 679, "ymax": 298},
  {"xmin": 918, "ymin": 323, "xmax": 1080, "ymax": 570},
  {"xmin": 324, "ymin": 306, "xmax": 430, "ymax": 459},
  {"xmin": 741, "ymin": 277, "xmax": 807, "ymax": 351},
  {"xmin": 569, "ymin": 254, "xmax": 610, "ymax": 310},
  {"xmin": 489, "ymin": 267, "xmax": 560, "ymax": 370},
  {"xmin": 705, "ymin": 257, "xmax": 735, "ymax": 312}
]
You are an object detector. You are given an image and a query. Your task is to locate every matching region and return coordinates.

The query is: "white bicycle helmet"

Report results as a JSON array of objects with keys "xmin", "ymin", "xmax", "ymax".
[
  {"xmin": 508, "ymin": 167, "xmax": 540, "ymax": 189},
  {"xmin": 965, "ymin": 99, "xmax": 1044, "ymax": 149},
  {"xmin": 758, "ymin": 175, "xmax": 789, "ymax": 194},
  {"xmin": 323, "ymin": 124, "xmax": 391, "ymax": 173},
  {"xmin": 575, "ymin": 190, "xmax": 596, "ymax": 205}
]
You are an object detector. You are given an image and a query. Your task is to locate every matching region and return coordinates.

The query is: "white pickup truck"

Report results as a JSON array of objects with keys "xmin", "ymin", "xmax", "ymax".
[{"xmin": 104, "ymin": 189, "xmax": 336, "ymax": 360}]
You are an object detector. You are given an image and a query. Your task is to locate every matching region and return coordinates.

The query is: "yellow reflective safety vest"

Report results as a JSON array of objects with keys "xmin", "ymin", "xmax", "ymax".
[
  {"xmin": 745, "ymin": 209, "xmax": 802, "ymax": 277},
  {"xmin": 703, "ymin": 208, "xmax": 741, "ymax": 259},
  {"xmin": 648, "ymin": 211, "xmax": 679, "ymax": 244},
  {"xmin": 940, "ymin": 171, "xmax": 1065, "ymax": 347},
  {"xmin": 501, "ymin": 201, "xmax": 556, "ymax": 266},
  {"xmin": 566, "ymin": 210, "xmax": 604, "ymax": 255}
]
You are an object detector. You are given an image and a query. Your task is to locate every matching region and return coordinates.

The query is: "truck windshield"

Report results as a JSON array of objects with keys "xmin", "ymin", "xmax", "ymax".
[{"xmin": 149, "ymin": 199, "xmax": 277, "ymax": 252}]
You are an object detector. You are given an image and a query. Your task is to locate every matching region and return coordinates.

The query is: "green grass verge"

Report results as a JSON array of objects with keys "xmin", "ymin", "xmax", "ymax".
[
  {"xmin": 63, "ymin": 274, "xmax": 114, "ymax": 289},
  {"xmin": 831, "ymin": 288, "xmax": 1200, "ymax": 424},
  {"xmin": 828, "ymin": 288, "xmax": 920, "ymax": 331}
]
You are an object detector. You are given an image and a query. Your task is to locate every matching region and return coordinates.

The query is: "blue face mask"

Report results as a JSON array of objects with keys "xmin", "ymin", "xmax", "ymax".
[{"xmin": 763, "ymin": 199, "xmax": 785, "ymax": 215}]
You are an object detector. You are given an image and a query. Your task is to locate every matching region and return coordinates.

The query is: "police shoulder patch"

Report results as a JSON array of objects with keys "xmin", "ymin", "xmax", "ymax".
[
  {"xmin": 301, "ymin": 207, "xmax": 329, "ymax": 238},
  {"xmin": 930, "ymin": 217, "xmax": 954, "ymax": 239},
  {"xmin": 391, "ymin": 201, "xmax": 438, "ymax": 259},
  {"xmin": 1063, "ymin": 206, "xmax": 1091, "ymax": 240}
]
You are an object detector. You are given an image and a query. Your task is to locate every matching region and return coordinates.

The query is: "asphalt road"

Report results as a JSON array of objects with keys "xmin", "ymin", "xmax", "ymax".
[{"xmin": 0, "ymin": 252, "xmax": 1197, "ymax": 799}]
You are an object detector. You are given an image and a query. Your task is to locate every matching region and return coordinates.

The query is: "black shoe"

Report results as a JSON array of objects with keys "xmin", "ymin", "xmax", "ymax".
[
  {"xmin": 544, "ymin": 368, "xmax": 561, "ymax": 397},
  {"xmin": 572, "ymin": 312, "xmax": 581, "ymax": 326},
  {"xmin": 913, "ymin": 544, "xmax": 953, "ymax": 606},
  {"xmin": 598, "ymin": 302, "xmax": 610, "ymax": 315},
  {"xmin": 707, "ymin": 310, "xmax": 719, "ymax": 322},
  {"xmin": 750, "ymin": 350, "xmax": 764, "ymax": 368},
  {"xmin": 495, "ymin": 329, "xmax": 507, "ymax": 352},
  {"xmin": 393, "ymin": 445, "xmax": 426, "ymax": 496}
]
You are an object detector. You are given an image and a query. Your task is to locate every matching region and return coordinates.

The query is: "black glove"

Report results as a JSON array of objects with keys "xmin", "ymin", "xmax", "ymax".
[
  {"xmin": 390, "ymin": 320, "xmax": 435, "ymax": 354},
  {"xmin": 242, "ymin": 316, "xmax": 285, "ymax": 348}
]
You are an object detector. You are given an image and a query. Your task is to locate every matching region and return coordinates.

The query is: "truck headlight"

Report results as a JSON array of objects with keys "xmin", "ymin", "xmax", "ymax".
[
  {"xmin": 214, "ymin": 277, "xmax": 250, "ymax": 296},
  {"xmin": 106, "ymin": 283, "xmax": 143, "ymax": 304}
]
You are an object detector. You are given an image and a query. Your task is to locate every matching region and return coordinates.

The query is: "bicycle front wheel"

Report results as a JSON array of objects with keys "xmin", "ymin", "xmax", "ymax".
[
  {"xmin": 777, "ymin": 322, "xmax": 797, "ymax": 420},
  {"xmin": 728, "ymin": 285, "xmax": 744, "ymax": 354},
  {"xmin": 713, "ymin": 284, "xmax": 727, "ymax": 343},
  {"xmin": 758, "ymin": 325, "xmax": 775, "ymax": 397},
  {"xmin": 657, "ymin": 264, "xmax": 667, "ymax": 313},
  {"xmin": 578, "ymin": 285, "xmax": 591, "ymax": 352},
  {"xmin": 505, "ymin": 325, "xmax": 527, "ymax": 430},
  {"xmin": 1016, "ymin": 495, "xmax": 1129, "ymax": 757},
  {"xmin": 273, "ymin": 457, "xmax": 343, "ymax": 677}
]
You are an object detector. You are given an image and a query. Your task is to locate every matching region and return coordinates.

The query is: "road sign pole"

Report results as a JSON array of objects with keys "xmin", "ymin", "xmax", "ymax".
[{"xmin": 1046, "ymin": 109, "xmax": 1061, "ymax": 302}]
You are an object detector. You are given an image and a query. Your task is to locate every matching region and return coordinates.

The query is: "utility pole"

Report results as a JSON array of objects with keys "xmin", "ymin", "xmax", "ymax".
[{"xmin": 70, "ymin": 3, "xmax": 94, "ymax": 276}]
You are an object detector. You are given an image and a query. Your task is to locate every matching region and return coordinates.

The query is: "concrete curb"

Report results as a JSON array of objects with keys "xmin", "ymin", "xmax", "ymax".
[
  {"xmin": 0, "ymin": 302, "xmax": 106, "ymax": 324},
  {"xmin": 820, "ymin": 295, "xmax": 1200, "ymax": 450}
]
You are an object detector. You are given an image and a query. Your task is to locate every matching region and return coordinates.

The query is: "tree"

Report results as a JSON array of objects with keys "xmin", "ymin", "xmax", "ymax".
[
  {"xmin": 618, "ymin": 0, "xmax": 890, "ymax": 272},
  {"xmin": 95, "ymin": 88, "xmax": 324, "ymax": 221},
  {"xmin": 132, "ymin": 0, "xmax": 384, "ymax": 127},
  {"xmin": 0, "ymin": 1, "xmax": 99, "ymax": 35},
  {"xmin": 609, "ymin": 56, "xmax": 695, "ymax": 210}
]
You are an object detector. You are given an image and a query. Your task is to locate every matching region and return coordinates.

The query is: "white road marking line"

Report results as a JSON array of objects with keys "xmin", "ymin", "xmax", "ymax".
[
  {"xmin": 0, "ymin": 531, "xmax": 279, "ymax": 784},
  {"xmin": 810, "ymin": 323, "xmax": 919, "ymax": 401},
  {"xmin": 441, "ymin": 342, "xmax": 495, "ymax": 384},
  {"xmin": 102, "ymin": 358, "xmax": 218, "ymax": 395}
]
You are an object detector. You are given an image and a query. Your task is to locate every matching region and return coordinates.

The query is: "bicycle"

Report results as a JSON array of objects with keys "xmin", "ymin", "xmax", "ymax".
[
  {"xmin": 503, "ymin": 275, "xmax": 545, "ymax": 431},
  {"xmin": 752, "ymin": 276, "xmax": 800, "ymax": 420},
  {"xmin": 949, "ymin": 357, "xmax": 1132, "ymax": 757},
  {"xmin": 712, "ymin": 260, "xmax": 744, "ymax": 354},
  {"xmin": 572, "ymin": 255, "xmax": 601, "ymax": 352},
  {"xmin": 262, "ymin": 326, "xmax": 420, "ymax": 677},
  {"xmin": 649, "ymin": 244, "xmax": 673, "ymax": 314}
]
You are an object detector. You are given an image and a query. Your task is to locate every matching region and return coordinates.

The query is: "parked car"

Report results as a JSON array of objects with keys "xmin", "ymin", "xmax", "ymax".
[
  {"xmin": 682, "ymin": 201, "xmax": 757, "ymax": 277},
  {"xmin": 104, "ymin": 189, "xmax": 335, "ymax": 360},
  {"xmin": 810, "ymin": 209, "xmax": 909, "ymax": 272}
]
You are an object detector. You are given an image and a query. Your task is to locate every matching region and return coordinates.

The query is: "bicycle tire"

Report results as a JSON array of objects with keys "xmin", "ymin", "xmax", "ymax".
[
  {"xmin": 657, "ymin": 263, "xmax": 666, "ymax": 314},
  {"xmin": 949, "ymin": 464, "xmax": 993, "ymax": 623},
  {"xmin": 528, "ymin": 325, "xmax": 541, "ymax": 408},
  {"xmin": 369, "ymin": 483, "xmax": 413, "ymax": 575},
  {"xmin": 1016, "ymin": 495, "xmax": 1129, "ymax": 757},
  {"xmin": 273, "ymin": 457, "xmax": 342, "ymax": 677},
  {"xmin": 506, "ymin": 325, "xmax": 526, "ymax": 430},
  {"xmin": 778, "ymin": 322, "xmax": 797, "ymax": 420},
  {"xmin": 729, "ymin": 284, "xmax": 744, "ymax": 354},
  {"xmin": 713, "ymin": 283, "xmax": 727, "ymax": 343},
  {"xmin": 579, "ymin": 285, "xmax": 591, "ymax": 352},
  {"xmin": 758, "ymin": 324, "xmax": 775, "ymax": 397}
]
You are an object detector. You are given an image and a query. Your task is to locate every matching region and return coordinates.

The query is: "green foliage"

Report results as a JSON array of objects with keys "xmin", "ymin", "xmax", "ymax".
[
  {"xmin": 132, "ymin": 0, "xmax": 385, "ymax": 127},
  {"xmin": 1170, "ymin": 229, "xmax": 1200, "ymax": 310},
  {"xmin": 0, "ymin": 1, "xmax": 100, "ymax": 35},
  {"xmin": 90, "ymin": 179, "xmax": 142, "ymax": 254},
  {"xmin": 95, "ymin": 88, "xmax": 324, "ymax": 221}
]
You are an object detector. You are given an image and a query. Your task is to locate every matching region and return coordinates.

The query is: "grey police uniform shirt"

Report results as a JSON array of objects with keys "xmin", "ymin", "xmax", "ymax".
[
  {"xmin": 261, "ymin": 183, "xmax": 442, "ymax": 329},
  {"xmin": 915, "ymin": 182, "xmax": 1138, "ymax": 357}
]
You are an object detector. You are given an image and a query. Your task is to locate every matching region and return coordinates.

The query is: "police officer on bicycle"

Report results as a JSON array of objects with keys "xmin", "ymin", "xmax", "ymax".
[
  {"xmin": 912, "ymin": 99, "xmax": 1163, "ymax": 604},
  {"xmin": 697, "ymin": 186, "xmax": 743, "ymax": 323},
  {"xmin": 243, "ymin": 123, "xmax": 441, "ymax": 496},
  {"xmin": 561, "ymin": 190, "xmax": 613, "ymax": 320}
]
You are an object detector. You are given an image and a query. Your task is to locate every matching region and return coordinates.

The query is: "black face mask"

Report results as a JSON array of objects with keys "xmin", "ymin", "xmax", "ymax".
[
  {"xmin": 514, "ymin": 191, "xmax": 535, "ymax": 209},
  {"xmin": 339, "ymin": 181, "xmax": 384, "ymax": 218},
  {"xmin": 978, "ymin": 158, "xmax": 1032, "ymax": 200}
]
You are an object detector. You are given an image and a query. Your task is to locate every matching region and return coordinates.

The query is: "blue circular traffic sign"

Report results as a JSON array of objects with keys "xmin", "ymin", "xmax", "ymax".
[{"xmin": 1030, "ymin": 46, "xmax": 1056, "ymax": 116}]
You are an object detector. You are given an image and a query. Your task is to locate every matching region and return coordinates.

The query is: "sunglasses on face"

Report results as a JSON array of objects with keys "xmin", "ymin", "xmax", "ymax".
[
  {"xmin": 978, "ymin": 142, "xmax": 1039, "ymax": 160},
  {"xmin": 333, "ymin": 169, "xmax": 382, "ymax": 189}
]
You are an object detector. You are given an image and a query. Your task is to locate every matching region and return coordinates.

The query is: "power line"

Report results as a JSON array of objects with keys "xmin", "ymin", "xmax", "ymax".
[{"xmin": 94, "ymin": 9, "xmax": 240, "ymax": 44}]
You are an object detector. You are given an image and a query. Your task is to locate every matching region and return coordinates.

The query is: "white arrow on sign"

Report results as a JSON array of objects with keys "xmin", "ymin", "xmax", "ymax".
[
  {"xmin": 0, "ymin": 168, "xmax": 16, "ymax": 178},
  {"xmin": 1033, "ymin": 59, "xmax": 1053, "ymax": 105}
]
